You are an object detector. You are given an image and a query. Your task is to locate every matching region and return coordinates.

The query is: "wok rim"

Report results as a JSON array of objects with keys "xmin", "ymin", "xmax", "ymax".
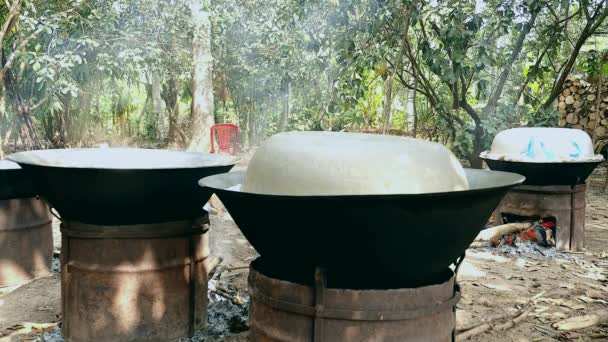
[
  {"xmin": 480, "ymin": 156, "xmax": 605, "ymax": 165},
  {"xmin": 8, "ymin": 148, "xmax": 239, "ymax": 171},
  {"xmin": 199, "ymin": 168, "xmax": 526, "ymax": 200},
  {"xmin": 0, "ymin": 160, "xmax": 21, "ymax": 170}
]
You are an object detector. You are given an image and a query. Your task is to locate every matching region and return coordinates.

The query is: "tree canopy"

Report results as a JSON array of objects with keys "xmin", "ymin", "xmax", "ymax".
[{"xmin": 1, "ymin": 0, "xmax": 607, "ymax": 165}]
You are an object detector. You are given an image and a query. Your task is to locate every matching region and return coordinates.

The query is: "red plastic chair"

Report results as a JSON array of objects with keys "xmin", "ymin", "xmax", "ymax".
[{"xmin": 210, "ymin": 123, "xmax": 239, "ymax": 155}]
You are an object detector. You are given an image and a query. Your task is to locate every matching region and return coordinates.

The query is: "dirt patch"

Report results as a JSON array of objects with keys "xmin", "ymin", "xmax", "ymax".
[{"xmin": 0, "ymin": 274, "xmax": 60, "ymax": 341}]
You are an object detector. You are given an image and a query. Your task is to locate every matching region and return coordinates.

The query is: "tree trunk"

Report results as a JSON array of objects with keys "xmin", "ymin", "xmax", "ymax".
[
  {"xmin": 77, "ymin": 84, "xmax": 92, "ymax": 146},
  {"xmin": 412, "ymin": 80, "xmax": 418, "ymax": 138},
  {"xmin": 152, "ymin": 72, "xmax": 163, "ymax": 113},
  {"xmin": 188, "ymin": 0, "xmax": 215, "ymax": 152},
  {"xmin": 382, "ymin": 74, "xmax": 394, "ymax": 134},
  {"xmin": 17, "ymin": 106, "xmax": 41, "ymax": 150},
  {"xmin": 163, "ymin": 75, "xmax": 179, "ymax": 146},
  {"xmin": 0, "ymin": 79, "xmax": 7, "ymax": 157},
  {"xmin": 484, "ymin": 6, "xmax": 539, "ymax": 115},
  {"xmin": 405, "ymin": 74, "xmax": 417, "ymax": 136},
  {"xmin": 278, "ymin": 76, "xmax": 290, "ymax": 132},
  {"xmin": 513, "ymin": 48, "xmax": 547, "ymax": 107},
  {"xmin": 138, "ymin": 84, "xmax": 153, "ymax": 136},
  {"xmin": 247, "ymin": 99, "xmax": 256, "ymax": 146},
  {"xmin": 3, "ymin": 68, "xmax": 41, "ymax": 150}
]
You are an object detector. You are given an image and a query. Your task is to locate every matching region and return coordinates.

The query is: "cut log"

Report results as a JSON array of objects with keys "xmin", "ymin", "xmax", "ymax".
[
  {"xmin": 558, "ymin": 101, "xmax": 567, "ymax": 109},
  {"xmin": 601, "ymin": 119, "xmax": 608, "ymax": 125},
  {"xmin": 559, "ymin": 108, "xmax": 567, "ymax": 116},
  {"xmin": 553, "ymin": 310, "xmax": 608, "ymax": 331},
  {"xmin": 590, "ymin": 112, "xmax": 599, "ymax": 120},
  {"xmin": 596, "ymin": 126, "xmax": 607, "ymax": 137},
  {"xmin": 573, "ymin": 124, "xmax": 583, "ymax": 129},
  {"xmin": 569, "ymin": 86, "xmax": 577, "ymax": 93},
  {"xmin": 559, "ymin": 119, "xmax": 567, "ymax": 127},
  {"xmin": 566, "ymin": 113, "xmax": 579, "ymax": 124},
  {"xmin": 588, "ymin": 94, "xmax": 597, "ymax": 101},
  {"xmin": 577, "ymin": 88, "xmax": 586, "ymax": 94},
  {"xmin": 580, "ymin": 117, "xmax": 589, "ymax": 127},
  {"xmin": 559, "ymin": 95, "xmax": 566, "ymax": 102},
  {"xmin": 574, "ymin": 94, "xmax": 581, "ymax": 101},
  {"xmin": 603, "ymin": 96, "xmax": 608, "ymax": 102},
  {"xmin": 565, "ymin": 96, "xmax": 575, "ymax": 105},
  {"xmin": 563, "ymin": 89, "xmax": 572, "ymax": 97},
  {"xmin": 587, "ymin": 120, "xmax": 598, "ymax": 129},
  {"xmin": 573, "ymin": 101, "xmax": 583, "ymax": 109}
]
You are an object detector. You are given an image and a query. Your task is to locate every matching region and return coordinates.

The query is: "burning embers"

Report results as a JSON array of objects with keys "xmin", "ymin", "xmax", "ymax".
[
  {"xmin": 494, "ymin": 217, "xmax": 557, "ymax": 248},
  {"xmin": 490, "ymin": 183, "xmax": 587, "ymax": 251}
]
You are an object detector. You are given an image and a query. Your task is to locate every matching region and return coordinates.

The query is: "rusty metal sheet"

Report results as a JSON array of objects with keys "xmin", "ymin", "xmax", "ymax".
[
  {"xmin": 61, "ymin": 216, "xmax": 210, "ymax": 342},
  {"xmin": 248, "ymin": 259, "xmax": 458, "ymax": 342},
  {"xmin": 0, "ymin": 197, "xmax": 53, "ymax": 287}
]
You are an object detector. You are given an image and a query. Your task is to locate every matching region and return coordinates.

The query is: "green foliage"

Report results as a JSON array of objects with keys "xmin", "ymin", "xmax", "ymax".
[
  {"xmin": 1, "ymin": 0, "xmax": 605, "ymax": 155},
  {"xmin": 452, "ymin": 129, "xmax": 473, "ymax": 160}
]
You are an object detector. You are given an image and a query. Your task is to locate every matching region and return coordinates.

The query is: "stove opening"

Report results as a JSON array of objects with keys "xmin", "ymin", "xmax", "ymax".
[{"xmin": 497, "ymin": 214, "xmax": 557, "ymax": 247}]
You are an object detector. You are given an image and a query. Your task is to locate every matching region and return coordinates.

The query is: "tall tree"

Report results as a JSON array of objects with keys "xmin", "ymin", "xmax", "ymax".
[{"xmin": 188, "ymin": 0, "xmax": 214, "ymax": 152}]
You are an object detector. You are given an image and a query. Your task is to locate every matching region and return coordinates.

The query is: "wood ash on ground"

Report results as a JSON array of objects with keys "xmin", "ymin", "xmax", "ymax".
[
  {"xmin": 179, "ymin": 279, "xmax": 250, "ymax": 342},
  {"xmin": 51, "ymin": 256, "xmax": 60, "ymax": 273},
  {"xmin": 493, "ymin": 240, "xmax": 576, "ymax": 259}
]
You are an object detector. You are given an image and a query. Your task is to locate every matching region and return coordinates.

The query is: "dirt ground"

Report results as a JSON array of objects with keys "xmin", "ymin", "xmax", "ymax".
[{"xmin": 1, "ymin": 163, "xmax": 607, "ymax": 341}]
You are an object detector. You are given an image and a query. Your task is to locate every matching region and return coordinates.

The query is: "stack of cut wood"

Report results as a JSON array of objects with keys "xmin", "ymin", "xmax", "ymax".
[{"xmin": 558, "ymin": 77, "xmax": 608, "ymax": 139}]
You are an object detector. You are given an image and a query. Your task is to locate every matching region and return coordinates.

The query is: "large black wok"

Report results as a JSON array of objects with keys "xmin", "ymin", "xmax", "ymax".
[
  {"xmin": 483, "ymin": 158, "xmax": 602, "ymax": 186},
  {"xmin": 0, "ymin": 160, "xmax": 37, "ymax": 200},
  {"xmin": 9, "ymin": 148, "xmax": 237, "ymax": 225},
  {"xmin": 200, "ymin": 169, "xmax": 524, "ymax": 289}
]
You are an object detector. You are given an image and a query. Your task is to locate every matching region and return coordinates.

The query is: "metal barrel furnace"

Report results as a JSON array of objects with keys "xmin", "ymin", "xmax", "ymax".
[
  {"xmin": 248, "ymin": 258, "xmax": 459, "ymax": 342},
  {"xmin": 0, "ymin": 160, "xmax": 53, "ymax": 287},
  {"xmin": 9, "ymin": 148, "xmax": 237, "ymax": 342},
  {"xmin": 60, "ymin": 217, "xmax": 211, "ymax": 341}
]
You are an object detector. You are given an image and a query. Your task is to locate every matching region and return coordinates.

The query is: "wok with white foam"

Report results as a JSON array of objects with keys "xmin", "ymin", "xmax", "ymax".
[
  {"xmin": 200, "ymin": 132, "xmax": 524, "ymax": 288},
  {"xmin": 481, "ymin": 128, "xmax": 604, "ymax": 185},
  {"xmin": 9, "ymin": 148, "xmax": 237, "ymax": 225}
]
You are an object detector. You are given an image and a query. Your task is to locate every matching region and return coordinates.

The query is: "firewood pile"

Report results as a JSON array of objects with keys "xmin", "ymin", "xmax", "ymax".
[{"xmin": 558, "ymin": 77, "xmax": 608, "ymax": 143}]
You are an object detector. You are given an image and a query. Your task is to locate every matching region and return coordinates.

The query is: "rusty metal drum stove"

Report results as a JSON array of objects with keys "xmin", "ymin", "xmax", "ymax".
[
  {"xmin": 9, "ymin": 148, "xmax": 236, "ymax": 342},
  {"xmin": 248, "ymin": 258, "xmax": 460, "ymax": 342},
  {"xmin": 0, "ymin": 160, "xmax": 53, "ymax": 287}
]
